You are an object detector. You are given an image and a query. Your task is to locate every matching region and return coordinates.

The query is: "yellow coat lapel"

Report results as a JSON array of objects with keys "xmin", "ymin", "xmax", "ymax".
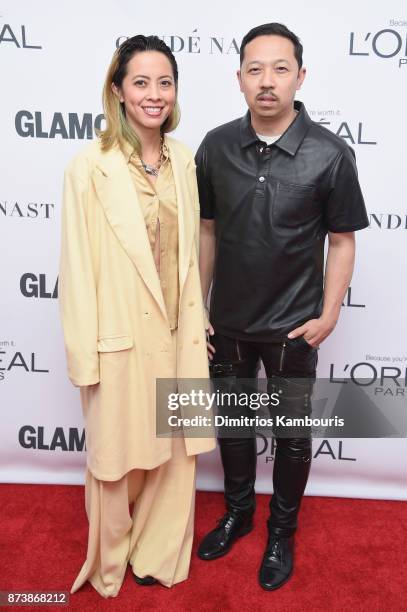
[
  {"xmin": 92, "ymin": 146, "xmax": 168, "ymax": 321},
  {"xmin": 92, "ymin": 139, "xmax": 196, "ymax": 320},
  {"xmin": 167, "ymin": 138, "xmax": 195, "ymax": 300}
]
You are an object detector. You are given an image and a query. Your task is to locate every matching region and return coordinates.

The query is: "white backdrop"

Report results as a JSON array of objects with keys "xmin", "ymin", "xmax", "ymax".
[{"xmin": 1, "ymin": 0, "xmax": 406, "ymax": 499}]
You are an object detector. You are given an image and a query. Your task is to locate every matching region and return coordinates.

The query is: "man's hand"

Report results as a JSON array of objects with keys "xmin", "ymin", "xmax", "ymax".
[
  {"xmin": 200, "ymin": 220, "xmax": 216, "ymax": 360},
  {"xmin": 287, "ymin": 316, "xmax": 337, "ymax": 348},
  {"xmin": 206, "ymin": 322, "xmax": 216, "ymax": 360},
  {"xmin": 288, "ymin": 232, "xmax": 356, "ymax": 348},
  {"xmin": 204, "ymin": 306, "xmax": 216, "ymax": 360}
]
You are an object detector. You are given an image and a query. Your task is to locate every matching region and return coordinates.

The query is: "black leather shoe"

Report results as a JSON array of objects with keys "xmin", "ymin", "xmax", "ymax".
[
  {"xmin": 133, "ymin": 574, "xmax": 158, "ymax": 586},
  {"xmin": 259, "ymin": 534, "xmax": 294, "ymax": 590},
  {"xmin": 197, "ymin": 510, "xmax": 253, "ymax": 560}
]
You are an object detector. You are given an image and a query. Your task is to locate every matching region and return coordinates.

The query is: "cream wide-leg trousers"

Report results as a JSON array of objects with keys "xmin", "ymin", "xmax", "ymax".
[{"xmin": 71, "ymin": 328, "xmax": 196, "ymax": 598}]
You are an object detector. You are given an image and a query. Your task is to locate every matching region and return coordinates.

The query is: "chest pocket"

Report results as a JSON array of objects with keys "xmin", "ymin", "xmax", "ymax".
[{"xmin": 273, "ymin": 181, "xmax": 318, "ymax": 228}]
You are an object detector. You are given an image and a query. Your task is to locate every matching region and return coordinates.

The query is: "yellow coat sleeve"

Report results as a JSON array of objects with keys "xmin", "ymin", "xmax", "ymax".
[
  {"xmin": 188, "ymin": 158, "xmax": 200, "ymax": 259},
  {"xmin": 187, "ymin": 156, "xmax": 210, "ymax": 332},
  {"xmin": 59, "ymin": 165, "xmax": 99, "ymax": 387}
]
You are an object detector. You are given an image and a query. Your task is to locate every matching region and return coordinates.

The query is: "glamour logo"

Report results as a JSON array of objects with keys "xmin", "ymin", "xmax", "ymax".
[
  {"xmin": 0, "ymin": 350, "xmax": 49, "ymax": 379},
  {"xmin": 0, "ymin": 23, "xmax": 41, "ymax": 49},
  {"xmin": 15, "ymin": 111, "xmax": 105, "ymax": 139},
  {"xmin": 19, "ymin": 426, "xmax": 86, "ymax": 451},
  {"xmin": 256, "ymin": 435, "xmax": 356, "ymax": 462},
  {"xmin": 368, "ymin": 213, "xmax": 407, "ymax": 229},
  {"xmin": 116, "ymin": 30, "xmax": 240, "ymax": 55},
  {"xmin": 349, "ymin": 28, "xmax": 407, "ymax": 67},
  {"xmin": 0, "ymin": 201, "xmax": 54, "ymax": 220},
  {"xmin": 309, "ymin": 111, "xmax": 377, "ymax": 145},
  {"xmin": 20, "ymin": 274, "xmax": 58, "ymax": 299}
]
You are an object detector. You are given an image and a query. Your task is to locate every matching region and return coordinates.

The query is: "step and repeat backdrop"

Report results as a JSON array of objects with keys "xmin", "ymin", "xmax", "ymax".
[{"xmin": 1, "ymin": 0, "xmax": 406, "ymax": 499}]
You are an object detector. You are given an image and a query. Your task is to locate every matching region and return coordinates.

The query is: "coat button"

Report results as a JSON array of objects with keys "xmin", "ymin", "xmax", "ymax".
[
  {"xmin": 193, "ymin": 338, "xmax": 199, "ymax": 345},
  {"xmin": 258, "ymin": 176, "xmax": 265, "ymax": 183},
  {"xmin": 188, "ymin": 301, "xmax": 195, "ymax": 307},
  {"xmin": 189, "ymin": 260, "xmax": 194, "ymax": 267}
]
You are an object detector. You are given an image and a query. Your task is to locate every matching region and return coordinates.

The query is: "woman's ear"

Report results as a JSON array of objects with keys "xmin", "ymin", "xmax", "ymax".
[{"xmin": 111, "ymin": 82, "xmax": 124, "ymax": 103}]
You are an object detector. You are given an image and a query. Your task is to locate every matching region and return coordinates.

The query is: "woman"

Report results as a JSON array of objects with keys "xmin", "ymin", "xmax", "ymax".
[{"xmin": 59, "ymin": 35, "xmax": 215, "ymax": 598}]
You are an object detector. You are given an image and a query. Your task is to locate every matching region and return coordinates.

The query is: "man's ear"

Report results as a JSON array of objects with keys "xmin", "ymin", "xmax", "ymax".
[
  {"xmin": 237, "ymin": 69, "xmax": 243, "ymax": 93},
  {"xmin": 296, "ymin": 67, "xmax": 306, "ymax": 91},
  {"xmin": 111, "ymin": 82, "xmax": 124, "ymax": 103}
]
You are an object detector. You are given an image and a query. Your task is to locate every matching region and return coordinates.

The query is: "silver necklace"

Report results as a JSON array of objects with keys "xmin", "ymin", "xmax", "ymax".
[{"xmin": 140, "ymin": 137, "xmax": 164, "ymax": 177}]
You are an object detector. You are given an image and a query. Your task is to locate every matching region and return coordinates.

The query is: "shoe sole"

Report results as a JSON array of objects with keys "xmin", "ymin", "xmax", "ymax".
[
  {"xmin": 258, "ymin": 569, "xmax": 293, "ymax": 591},
  {"xmin": 197, "ymin": 523, "xmax": 254, "ymax": 561}
]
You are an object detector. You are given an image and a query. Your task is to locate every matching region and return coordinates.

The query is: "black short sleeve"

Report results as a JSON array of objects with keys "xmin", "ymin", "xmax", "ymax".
[
  {"xmin": 195, "ymin": 136, "xmax": 215, "ymax": 219},
  {"xmin": 324, "ymin": 147, "xmax": 369, "ymax": 232}
]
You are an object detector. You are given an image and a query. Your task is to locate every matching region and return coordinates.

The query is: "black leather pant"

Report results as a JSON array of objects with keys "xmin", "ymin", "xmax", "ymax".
[{"xmin": 210, "ymin": 332, "xmax": 318, "ymax": 538}]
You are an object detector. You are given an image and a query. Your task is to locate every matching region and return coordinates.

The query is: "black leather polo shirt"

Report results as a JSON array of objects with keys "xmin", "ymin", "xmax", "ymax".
[{"xmin": 196, "ymin": 101, "xmax": 369, "ymax": 341}]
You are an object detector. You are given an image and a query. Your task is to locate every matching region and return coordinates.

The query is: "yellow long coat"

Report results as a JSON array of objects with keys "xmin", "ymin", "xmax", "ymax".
[{"xmin": 59, "ymin": 136, "xmax": 215, "ymax": 481}]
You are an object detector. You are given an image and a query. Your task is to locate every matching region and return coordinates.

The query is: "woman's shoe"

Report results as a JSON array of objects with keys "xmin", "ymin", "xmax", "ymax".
[{"xmin": 133, "ymin": 574, "xmax": 158, "ymax": 586}]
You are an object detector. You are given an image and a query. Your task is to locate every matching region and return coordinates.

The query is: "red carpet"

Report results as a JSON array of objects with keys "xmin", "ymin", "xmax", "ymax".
[{"xmin": 0, "ymin": 483, "xmax": 406, "ymax": 611}]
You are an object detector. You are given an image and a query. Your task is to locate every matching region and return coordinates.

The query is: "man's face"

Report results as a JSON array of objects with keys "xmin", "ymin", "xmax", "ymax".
[{"xmin": 237, "ymin": 35, "xmax": 306, "ymax": 124}]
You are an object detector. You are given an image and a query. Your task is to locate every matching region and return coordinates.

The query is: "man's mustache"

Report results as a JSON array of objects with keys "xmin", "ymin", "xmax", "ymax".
[{"xmin": 256, "ymin": 91, "xmax": 278, "ymax": 101}]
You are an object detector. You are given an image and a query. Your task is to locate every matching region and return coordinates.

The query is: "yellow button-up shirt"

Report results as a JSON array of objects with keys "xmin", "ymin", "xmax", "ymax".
[{"xmin": 125, "ymin": 141, "xmax": 179, "ymax": 330}]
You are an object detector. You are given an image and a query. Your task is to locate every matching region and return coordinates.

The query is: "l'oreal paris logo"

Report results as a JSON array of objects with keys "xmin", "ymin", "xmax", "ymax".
[
  {"xmin": 0, "ymin": 23, "xmax": 42, "ymax": 49},
  {"xmin": 257, "ymin": 435, "xmax": 357, "ymax": 462},
  {"xmin": 349, "ymin": 27, "xmax": 407, "ymax": 67}
]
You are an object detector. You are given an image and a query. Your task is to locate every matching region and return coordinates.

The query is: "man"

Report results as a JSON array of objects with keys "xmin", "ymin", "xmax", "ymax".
[{"xmin": 196, "ymin": 23, "xmax": 368, "ymax": 591}]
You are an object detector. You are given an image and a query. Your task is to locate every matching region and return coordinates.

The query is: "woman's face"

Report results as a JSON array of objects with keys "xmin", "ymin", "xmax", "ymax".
[{"xmin": 114, "ymin": 50, "xmax": 176, "ymax": 133}]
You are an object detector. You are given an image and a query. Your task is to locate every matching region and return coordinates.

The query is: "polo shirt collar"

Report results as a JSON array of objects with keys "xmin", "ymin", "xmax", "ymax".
[{"xmin": 240, "ymin": 100, "xmax": 312, "ymax": 156}]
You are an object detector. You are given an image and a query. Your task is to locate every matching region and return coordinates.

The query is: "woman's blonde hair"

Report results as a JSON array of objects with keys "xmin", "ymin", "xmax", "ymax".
[{"xmin": 99, "ymin": 35, "xmax": 180, "ymax": 154}]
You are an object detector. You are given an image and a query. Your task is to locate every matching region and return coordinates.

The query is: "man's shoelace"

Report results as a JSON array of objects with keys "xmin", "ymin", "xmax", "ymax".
[
  {"xmin": 267, "ymin": 538, "xmax": 282, "ymax": 561},
  {"xmin": 217, "ymin": 513, "xmax": 236, "ymax": 530}
]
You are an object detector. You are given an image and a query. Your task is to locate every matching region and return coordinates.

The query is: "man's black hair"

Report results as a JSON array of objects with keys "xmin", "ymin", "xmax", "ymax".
[{"xmin": 240, "ymin": 23, "xmax": 303, "ymax": 68}]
